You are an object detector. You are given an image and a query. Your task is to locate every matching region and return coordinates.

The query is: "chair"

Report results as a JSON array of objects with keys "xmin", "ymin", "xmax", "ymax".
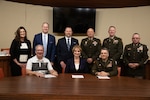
[
  {"xmin": 62, "ymin": 67, "xmax": 65, "ymax": 73},
  {"xmin": 117, "ymin": 67, "xmax": 121, "ymax": 77},
  {"xmin": 21, "ymin": 67, "xmax": 26, "ymax": 76},
  {"xmin": 0, "ymin": 68, "xmax": 4, "ymax": 79}
]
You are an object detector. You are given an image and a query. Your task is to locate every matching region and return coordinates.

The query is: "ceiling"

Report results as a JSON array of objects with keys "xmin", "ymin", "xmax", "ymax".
[{"xmin": 6, "ymin": 0, "xmax": 150, "ymax": 8}]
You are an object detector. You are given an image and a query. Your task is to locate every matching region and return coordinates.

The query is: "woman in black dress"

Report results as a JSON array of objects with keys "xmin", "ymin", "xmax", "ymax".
[{"xmin": 10, "ymin": 26, "xmax": 31, "ymax": 76}]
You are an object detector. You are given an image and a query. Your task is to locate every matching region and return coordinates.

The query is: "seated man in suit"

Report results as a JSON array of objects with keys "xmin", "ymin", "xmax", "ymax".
[
  {"xmin": 123, "ymin": 33, "xmax": 149, "ymax": 79},
  {"xmin": 56, "ymin": 27, "xmax": 79, "ymax": 73},
  {"xmin": 26, "ymin": 45, "xmax": 58, "ymax": 77},
  {"xmin": 33, "ymin": 22, "xmax": 56, "ymax": 66},
  {"xmin": 65, "ymin": 45, "xmax": 89, "ymax": 73}
]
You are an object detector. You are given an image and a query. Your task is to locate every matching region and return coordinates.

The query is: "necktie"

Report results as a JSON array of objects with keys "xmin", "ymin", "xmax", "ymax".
[
  {"xmin": 43, "ymin": 34, "xmax": 47, "ymax": 56},
  {"xmin": 67, "ymin": 38, "xmax": 70, "ymax": 51}
]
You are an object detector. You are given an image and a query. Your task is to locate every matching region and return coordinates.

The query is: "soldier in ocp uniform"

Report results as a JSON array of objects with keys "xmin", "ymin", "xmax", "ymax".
[
  {"xmin": 81, "ymin": 28, "xmax": 101, "ymax": 69},
  {"xmin": 103, "ymin": 26, "xmax": 123, "ymax": 62},
  {"xmin": 91, "ymin": 48, "xmax": 118, "ymax": 76},
  {"xmin": 123, "ymin": 33, "xmax": 149, "ymax": 78}
]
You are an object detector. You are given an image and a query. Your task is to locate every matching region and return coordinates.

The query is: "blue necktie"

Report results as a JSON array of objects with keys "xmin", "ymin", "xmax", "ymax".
[{"xmin": 43, "ymin": 34, "xmax": 47, "ymax": 56}]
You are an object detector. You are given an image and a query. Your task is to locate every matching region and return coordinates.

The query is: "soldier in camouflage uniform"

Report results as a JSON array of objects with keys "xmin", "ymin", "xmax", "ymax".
[
  {"xmin": 91, "ymin": 48, "xmax": 118, "ymax": 76},
  {"xmin": 81, "ymin": 28, "xmax": 101, "ymax": 69},
  {"xmin": 103, "ymin": 26, "xmax": 123, "ymax": 63},
  {"xmin": 123, "ymin": 33, "xmax": 149, "ymax": 78}
]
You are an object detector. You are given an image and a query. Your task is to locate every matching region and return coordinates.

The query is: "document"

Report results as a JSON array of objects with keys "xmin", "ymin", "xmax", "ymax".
[
  {"xmin": 44, "ymin": 74, "xmax": 56, "ymax": 78},
  {"xmin": 97, "ymin": 76, "xmax": 110, "ymax": 79},
  {"xmin": 19, "ymin": 55, "xmax": 28, "ymax": 62},
  {"xmin": 72, "ymin": 75, "xmax": 84, "ymax": 78}
]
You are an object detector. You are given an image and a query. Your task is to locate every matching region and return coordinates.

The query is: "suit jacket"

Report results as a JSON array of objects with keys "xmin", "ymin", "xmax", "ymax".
[
  {"xmin": 33, "ymin": 33, "xmax": 56, "ymax": 62},
  {"xmin": 56, "ymin": 37, "xmax": 78, "ymax": 63},
  {"xmin": 65, "ymin": 58, "xmax": 89, "ymax": 73}
]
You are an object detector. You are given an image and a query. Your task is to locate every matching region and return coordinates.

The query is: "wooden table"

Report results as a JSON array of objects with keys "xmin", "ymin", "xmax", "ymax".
[{"xmin": 0, "ymin": 74, "xmax": 150, "ymax": 100}]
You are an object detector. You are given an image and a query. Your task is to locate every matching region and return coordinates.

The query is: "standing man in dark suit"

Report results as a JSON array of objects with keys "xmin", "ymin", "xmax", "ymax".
[
  {"xmin": 56, "ymin": 27, "xmax": 79, "ymax": 73},
  {"xmin": 81, "ymin": 28, "xmax": 101, "ymax": 69},
  {"xmin": 33, "ymin": 22, "xmax": 56, "ymax": 66},
  {"xmin": 123, "ymin": 33, "xmax": 148, "ymax": 79}
]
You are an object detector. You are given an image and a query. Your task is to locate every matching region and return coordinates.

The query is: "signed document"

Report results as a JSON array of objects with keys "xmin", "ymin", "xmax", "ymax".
[
  {"xmin": 44, "ymin": 74, "xmax": 56, "ymax": 78},
  {"xmin": 97, "ymin": 76, "xmax": 110, "ymax": 79},
  {"xmin": 72, "ymin": 75, "xmax": 84, "ymax": 78}
]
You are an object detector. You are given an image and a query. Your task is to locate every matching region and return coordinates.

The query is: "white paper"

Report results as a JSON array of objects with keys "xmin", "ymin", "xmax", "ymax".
[
  {"xmin": 44, "ymin": 74, "xmax": 56, "ymax": 78},
  {"xmin": 72, "ymin": 75, "xmax": 84, "ymax": 78},
  {"xmin": 19, "ymin": 55, "xmax": 28, "ymax": 62},
  {"xmin": 97, "ymin": 76, "xmax": 110, "ymax": 79}
]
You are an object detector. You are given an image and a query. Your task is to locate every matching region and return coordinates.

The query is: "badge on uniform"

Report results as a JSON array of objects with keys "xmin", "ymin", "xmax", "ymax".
[
  {"xmin": 98, "ymin": 63, "xmax": 101, "ymax": 67},
  {"xmin": 92, "ymin": 41, "xmax": 97, "ymax": 46},
  {"xmin": 113, "ymin": 39, "xmax": 118, "ymax": 44},
  {"xmin": 127, "ymin": 48, "xmax": 131, "ymax": 50},
  {"xmin": 84, "ymin": 41, "xmax": 87, "ymax": 46},
  {"xmin": 137, "ymin": 46, "xmax": 143, "ymax": 52},
  {"xmin": 107, "ymin": 61, "xmax": 112, "ymax": 68}
]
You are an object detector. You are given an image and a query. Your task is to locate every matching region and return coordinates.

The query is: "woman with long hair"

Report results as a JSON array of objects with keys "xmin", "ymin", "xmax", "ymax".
[{"xmin": 10, "ymin": 26, "xmax": 31, "ymax": 76}]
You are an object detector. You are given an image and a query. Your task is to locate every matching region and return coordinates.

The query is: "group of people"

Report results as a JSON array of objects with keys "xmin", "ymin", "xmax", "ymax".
[{"xmin": 9, "ymin": 22, "xmax": 149, "ymax": 79}]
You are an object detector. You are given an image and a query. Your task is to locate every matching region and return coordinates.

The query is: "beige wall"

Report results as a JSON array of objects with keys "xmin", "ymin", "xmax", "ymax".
[{"xmin": 0, "ymin": 1, "xmax": 150, "ymax": 55}]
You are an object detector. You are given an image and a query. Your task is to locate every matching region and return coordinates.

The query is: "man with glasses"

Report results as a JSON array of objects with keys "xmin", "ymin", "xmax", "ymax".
[{"xmin": 123, "ymin": 33, "xmax": 149, "ymax": 79}]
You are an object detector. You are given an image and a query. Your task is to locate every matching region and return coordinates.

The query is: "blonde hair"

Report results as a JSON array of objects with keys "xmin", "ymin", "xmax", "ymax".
[{"xmin": 72, "ymin": 45, "xmax": 82, "ymax": 53}]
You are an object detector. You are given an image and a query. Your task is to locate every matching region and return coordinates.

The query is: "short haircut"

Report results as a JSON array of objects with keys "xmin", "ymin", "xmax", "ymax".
[
  {"xmin": 72, "ymin": 45, "xmax": 82, "ymax": 52},
  {"xmin": 101, "ymin": 48, "xmax": 109, "ymax": 54},
  {"xmin": 35, "ymin": 44, "xmax": 44, "ymax": 51},
  {"xmin": 42, "ymin": 22, "xmax": 49, "ymax": 27},
  {"xmin": 109, "ymin": 26, "xmax": 116, "ymax": 29},
  {"xmin": 133, "ymin": 33, "xmax": 140, "ymax": 36}
]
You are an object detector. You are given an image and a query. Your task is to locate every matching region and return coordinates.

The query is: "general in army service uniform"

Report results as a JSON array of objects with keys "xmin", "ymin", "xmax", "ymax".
[
  {"xmin": 103, "ymin": 26, "xmax": 123, "ymax": 63},
  {"xmin": 123, "ymin": 33, "xmax": 149, "ymax": 78},
  {"xmin": 91, "ymin": 48, "xmax": 118, "ymax": 77},
  {"xmin": 81, "ymin": 28, "xmax": 101, "ymax": 69}
]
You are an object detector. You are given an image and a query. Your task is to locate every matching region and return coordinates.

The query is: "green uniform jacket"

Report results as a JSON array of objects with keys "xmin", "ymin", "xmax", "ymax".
[
  {"xmin": 91, "ymin": 58, "xmax": 118, "ymax": 76},
  {"xmin": 103, "ymin": 36, "xmax": 123, "ymax": 61},
  {"xmin": 123, "ymin": 43, "xmax": 149, "ymax": 76},
  {"xmin": 81, "ymin": 37, "xmax": 101, "ymax": 61}
]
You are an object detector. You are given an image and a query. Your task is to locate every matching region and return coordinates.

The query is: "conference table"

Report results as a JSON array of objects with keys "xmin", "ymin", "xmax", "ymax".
[{"xmin": 0, "ymin": 74, "xmax": 150, "ymax": 100}]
